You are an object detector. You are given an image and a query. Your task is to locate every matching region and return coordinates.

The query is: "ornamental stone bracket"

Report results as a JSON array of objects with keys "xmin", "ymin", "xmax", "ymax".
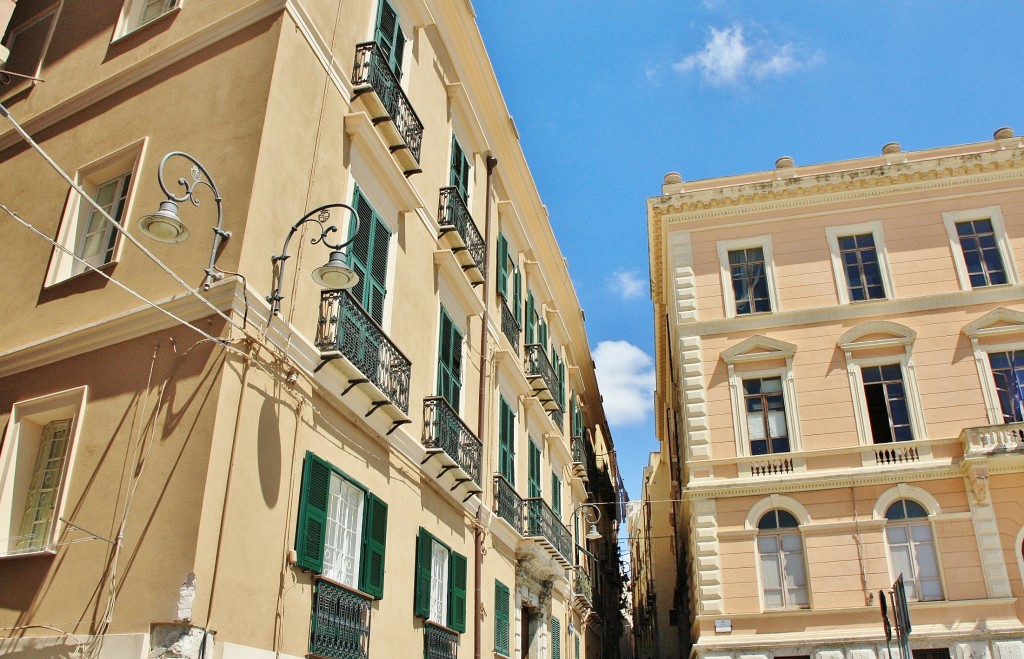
[{"xmin": 515, "ymin": 554, "xmax": 565, "ymax": 610}]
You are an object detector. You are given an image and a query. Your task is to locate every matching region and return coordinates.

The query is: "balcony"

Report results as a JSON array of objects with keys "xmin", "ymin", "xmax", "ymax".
[
  {"xmin": 422, "ymin": 397, "xmax": 483, "ymax": 499},
  {"xmin": 316, "ymin": 290, "xmax": 412, "ymax": 433},
  {"xmin": 525, "ymin": 497, "xmax": 573, "ymax": 567},
  {"xmin": 499, "ymin": 295, "xmax": 520, "ymax": 354},
  {"xmin": 351, "ymin": 42, "xmax": 424, "ymax": 176},
  {"xmin": 573, "ymin": 570, "xmax": 593, "ymax": 607},
  {"xmin": 424, "ymin": 622, "xmax": 459, "ymax": 659},
  {"xmin": 524, "ymin": 344, "xmax": 561, "ymax": 412},
  {"xmin": 437, "ymin": 187, "xmax": 485, "ymax": 286},
  {"xmin": 493, "ymin": 474, "xmax": 524, "ymax": 534},
  {"xmin": 962, "ymin": 421, "xmax": 1024, "ymax": 456},
  {"xmin": 570, "ymin": 437, "xmax": 588, "ymax": 481},
  {"xmin": 310, "ymin": 577, "xmax": 372, "ymax": 659}
]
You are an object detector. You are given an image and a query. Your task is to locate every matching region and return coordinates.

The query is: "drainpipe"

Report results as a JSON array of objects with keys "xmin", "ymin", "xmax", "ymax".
[{"xmin": 475, "ymin": 155, "xmax": 498, "ymax": 659}]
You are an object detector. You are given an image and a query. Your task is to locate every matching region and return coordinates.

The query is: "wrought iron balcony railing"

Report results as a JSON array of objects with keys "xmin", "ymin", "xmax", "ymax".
[
  {"xmin": 573, "ymin": 570, "xmax": 593, "ymax": 604},
  {"xmin": 424, "ymin": 621, "xmax": 459, "ymax": 659},
  {"xmin": 525, "ymin": 497, "xmax": 573, "ymax": 563},
  {"xmin": 524, "ymin": 344, "xmax": 561, "ymax": 412},
  {"xmin": 311, "ymin": 577, "xmax": 372, "ymax": 659},
  {"xmin": 499, "ymin": 295, "xmax": 520, "ymax": 355},
  {"xmin": 493, "ymin": 474, "xmax": 524, "ymax": 534},
  {"xmin": 570, "ymin": 437, "xmax": 588, "ymax": 481},
  {"xmin": 317, "ymin": 289, "xmax": 412, "ymax": 414},
  {"xmin": 423, "ymin": 396, "xmax": 483, "ymax": 486},
  {"xmin": 352, "ymin": 42, "xmax": 424, "ymax": 164},
  {"xmin": 438, "ymin": 187, "xmax": 486, "ymax": 281},
  {"xmin": 572, "ymin": 436, "xmax": 584, "ymax": 463}
]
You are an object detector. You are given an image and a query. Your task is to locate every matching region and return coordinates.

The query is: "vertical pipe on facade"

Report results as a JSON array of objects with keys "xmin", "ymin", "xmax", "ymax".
[{"xmin": 475, "ymin": 155, "xmax": 498, "ymax": 659}]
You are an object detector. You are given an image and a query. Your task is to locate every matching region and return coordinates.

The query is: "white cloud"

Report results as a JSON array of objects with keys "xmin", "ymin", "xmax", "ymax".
[
  {"xmin": 673, "ymin": 24, "xmax": 822, "ymax": 88},
  {"xmin": 593, "ymin": 341, "xmax": 655, "ymax": 427},
  {"xmin": 607, "ymin": 270, "xmax": 646, "ymax": 300}
]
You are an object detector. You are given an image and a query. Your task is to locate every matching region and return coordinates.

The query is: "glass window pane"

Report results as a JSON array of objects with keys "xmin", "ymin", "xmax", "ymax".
[
  {"xmin": 781, "ymin": 534, "xmax": 802, "ymax": 551},
  {"xmin": 758, "ymin": 536, "xmax": 778, "ymax": 552},
  {"xmin": 762, "ymin": 378, "xmax": 783, "ymax": 394},
  {"xmin": 767, "ymin": 409, "xmax": 788, "ymax": 438},
  {"xmin": 887, "ymin": 526, "xmax": 908, "ymax": 543},
  {"xmin": 747, "ymin": 412, "xmax": 766, "ymax": 440},
  {"xmin": 760, "ymin": 553, "xmax": 782, "ymax": 589}
]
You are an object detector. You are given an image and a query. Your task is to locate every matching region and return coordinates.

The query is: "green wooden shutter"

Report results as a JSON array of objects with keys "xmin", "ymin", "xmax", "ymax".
[
  {"xmin": 513, "ymin": 268, "xmax": 522, "ymax": 324},
  {"xmin": 574, "ymin": 633, "xmax": 580, "ymax": 659},
  {"xmin": 551, "ymin": 616, "xmax": 561, "ymax": 659},
  {"xmin": 494, "ymin": 581, "xmax": 510, "ymax": 655},
  {"xmin": 359, "ymin": 492, "xmax": 388, "ymax": 599},
  {"xmin": 497, "ymin": 234, "xmax": 508, "ymax": 298},
  {"xmin": 528, "ymin": 440, "xmax": 541, "ymax": 498},
  {"xmin": 349, "ymin": 187, "xmax": 390, "ymax": 325},
  {"xmin": 525, "ymin": 292, "xmax": 536, "ymax": 344},
  {"xmin": 450, "ymin": 135, "xmax": 470, "ymax": 203},
  {"xmin": 436, "ymin": 307, "xmax": 463, "ymax": 409},
  {"xmin": 551, "ymin": 472, "xmax": 562, "ymax": 517},
  {"xmin": 448, "ymin": 551, "xmax": 467, "ymax": 633},
  {"xmin": 414, "ymin": 528, "xmax": 434, "ymax": 618},
  {"xmin": 374, "ymin": 0, "xmax": 405, "ymax": 78},
  {"xmin": 366, "ymin": 216, "xmax": 390, "ymax": 325},
  {"xmin": 499, "ymin": 397, "xmax": 515, "ymax": 482},
  {"xmin": 349, "ymin": 187, "xmax": 373, "ymax": 304},
  {"xmin": 539, "ymin": 319, "xmax": 548, "ymax": 352},
  {"xmin": 296, "ymin": 452, "xmax": 331, "ymax": 572}
]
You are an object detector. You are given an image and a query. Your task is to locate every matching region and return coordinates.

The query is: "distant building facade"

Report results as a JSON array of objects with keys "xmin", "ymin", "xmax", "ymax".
[
  {"xmin": 0, "ymin": 1, "xmax": 623, "ymax": 657},
  {"xmin": 646, "ymin": 131, "xmax": 1024, "ymax": 659}
]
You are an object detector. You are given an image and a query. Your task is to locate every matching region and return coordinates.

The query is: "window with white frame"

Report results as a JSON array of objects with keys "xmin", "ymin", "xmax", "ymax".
[
  {"xmin": 962, "ymin": 308, "xmax": 1024, "ymax": 426},
  {"xmin": 115, "ymin": 0, "xmax": 178, "ymax": 37},
  {"xmin": 323, "ymin": 473, "xmax": 365, "ymax": 588},
  {"xmin": 943, "ymin": 206, "xmax": 1019, "ymax": 290},
  {"xmin": 46, "ymin": 141, "xmax": 144, "ymax": 286},
  {"xmin": 862, "ymin": 364, "xmax": 914, "ymax": 443},
  {"xmin": 884, "ymin": 499, "xmax": 942, "ymax": 601},
  {"xmin": 825, "ymin": 222, "xmax": 894, "ymax": 304},
  {"xmin": 414, "ymin": 528, "xmax": 467, "ymax": 632},
  {"xmin": 0, "ymin": 387, "xmax": 87, "ymax": 557},
  {"xmin": 987, "ymin": 350, "xmax": 1024, "ymax": 424},
  {"xmin": 1, "ymin": 2, "xmax": 60, "ymax": 90},
  {"xmin": 744, "ymin": 377, "xmax": 790, "ymax": 455},
  {"xmin": 757, "ymin": 509, "xmax": 808, "ymax": 609},
  {"xmin": 717, "ymin": 236, "xmax": 778, "ymax": 318}
]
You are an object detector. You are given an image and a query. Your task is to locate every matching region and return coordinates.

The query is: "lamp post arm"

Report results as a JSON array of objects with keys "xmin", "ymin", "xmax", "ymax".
[{"xmin": 267, "ymin": 203, "xmax": 360, "ymax": 316}]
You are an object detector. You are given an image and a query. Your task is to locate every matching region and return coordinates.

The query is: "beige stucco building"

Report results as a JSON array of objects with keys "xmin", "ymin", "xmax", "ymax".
[
  {"xmin": 645, "ymin": 132, "xmax": 1024, "ymax": 659},
  {"xmin": 0, "ymin": 1, "xmax": 624, "ymax": 658}
]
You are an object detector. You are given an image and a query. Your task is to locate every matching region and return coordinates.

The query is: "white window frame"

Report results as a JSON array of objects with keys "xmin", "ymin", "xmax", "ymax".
[
  {"xmin": 0, "ymin": 386, "xmax": 88, "ymax": 558},
  {"xmin": 962, "ymin": 308, "xmax": 1024, "ymax": 425},
  {"xmin": 113, "ymin": 0, "xmax": 180, "ymax": 40},
  {"xmin": 756, "ymin": 519, "xmax": 809, "ymax": 610},
  {"xmin": 1, "ymin": 1, "xmax": 61, "ymax": 90},
  {"xmin": 45, "ymin": 138, "xmax": 146, "ymax": 287},
  {"xmin": 722, "ymin": 336, "xmax": 801, "ymax": 457},
  {"xmin": 717, "ymin": 235, "xmax": 779, "ymax": 319},
  {"xmin": 322, "ymin": 472, "xmax": 365, "ymax": 589},
  {"xmin": 942, "ymin": 205, "xmax": 1019, "ymax": 291},
  {"xmin": 874, "ymin": 486, "xmax": 946, "ymax": 602},
  {"xmin": 428, "ymin": 539, "xmax": 450, "ymax": 624},
  {"xmin": 825, "ymin": 221, "xmax": 895, "ymax": 304},
  {"xmin": 746, "ymin": 496, "xmax": 812, "ymax": 612}
]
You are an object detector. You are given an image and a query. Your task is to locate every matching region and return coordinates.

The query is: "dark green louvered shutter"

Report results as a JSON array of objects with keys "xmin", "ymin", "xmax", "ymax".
[
  {"xmin": 513, "ymin": 269, "xmax": 522, "ymax": 324},
  {"xmin": 450, "ymin": 135, "xmax": 470, "ymax": 203},
  {"xmin": 557, "ymin": 359, "xmax": 566, "ymax": 409},
  {"xmin": 296, "ymin": 452, "xmax": 331, "ymax": 572},
  {"xmin": 437, "ymin": 307, "xmax": 463, "ymax": 409},
  {"xmin": 551, "ymin": 616, "xmax": 561, "ymax": 659},
  {"xmin": 551, "ymin": 472, "xmax": 562, "ymax": 517},
  {"xmin": 497, "ymin": 234, "xmax": 509, "ymax": 298},
  {"xmin": 539, "ymin": 319, "xmax": 548, "ymax": 352},
  {"xmin": 359, "ymin": 493, "xmax": 388, "ymax": 599},
  {"xmin": 525, "ymin": 292, "xmax": 536, "ymax": 344},
  {"xmin": 366, "ymin": 216, "xmax": 390, "ymax": 325},
  {"xmin": 349, "ymin": 188, "xmax": 391, "ymax": 325},
  {"xmin": 414, "ymin": 528, "xmax": 434, "ymax": 618},
  {"xmin": 448, "ymin": 551, "xmax": 467, "ymax": 633},
  {"xmin": 499, "ymin": 397, "xmax": 515, "ymax": 482},
  {"xmin": 349, "ymin": 187, "xmax": 373, "ymax": 304},
  {"xmin": 494, "ymin": 581, "xmax": 510, "ymax": 655},
  {"xmin": 374, "ymin": 0, "xmax": 405, "ymax": 78},
  {"xmin": 528, "ymin": 440, "xmax": 541, "ymax": 498},
  {"xmin": 574, "ymin": 633, "xmax": 580, "ymax": 659}
]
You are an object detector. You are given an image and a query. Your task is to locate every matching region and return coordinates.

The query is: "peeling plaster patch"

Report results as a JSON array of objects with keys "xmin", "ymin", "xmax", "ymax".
[
  {"xmin": 150, "ymin": 624, "xmax": 212, "ymax": 659},
  {"xmin": 175, "ymin": 573, "xmax": 196, "ymax": 623}
]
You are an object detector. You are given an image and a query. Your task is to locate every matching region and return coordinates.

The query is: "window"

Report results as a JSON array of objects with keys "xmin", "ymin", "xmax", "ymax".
[
  {"xmin": 987, "ymin": 350, "xmax": 1024, "ymax": 423},
  {"xmin": 744, "ymin": 377, "xmax": 789, "ymax": 455},
  {"xmin": 414, "ymin": 528, "xmax": 467, "ymax": 632},
  {"xmin": 115, "ymin": 0, "xmax": 178, "ymax": 37},
  {"xmin": 436, "ymin": 307, "xmax": 463, "ymax": 410},
  {"xmin": 943, "ymin": 206, "xmax": 1019, "ymax": 290},
  {"xmin": 494, "ymin": 580, "xmax": 511, "ymax": 656},
  {"xmin": 551, "ymin": 615, "xmax": 561, "ymax": 659},
  {"xmin": 1, "ymin": 2, "xmax": 60, "ymax": 90},
  {"xmin": 756, "ymin": 509, "xmax": 808, "ymax": 609},
  {"xmin": 551, "ymin": 472, "xmax": 562, "ymax": 517},
  {"xmin": 46, "ymin": 142, "xmax": 143, "ymax": 286},
  {"xmin": 825, "ymin": 222, "xmax": 893, "ymax": 304},
  {"xmin": 348, "ymin": 186, "xmax": 392, "ymax": 325},
  {"xmin": 717, "ymin": 236, "xmax": 778, "ymax": 318},
  {"xmin": 373, "ymin": 0, "xmax": 405, "ymax": 79},
  {"xmin": 525, "ymin": 291, "xmax": 539, "ymax": 345},
  {"xmin": 528, "ymin": 439, "xmax": 541, "ymax": 498},
  {"xmin": 295, "ymin": 452, "xmax": 388, "ymax": 598},
  {"xmin": 862, "ymin": 364, "xmax": 913, "ymax": 443},
  {"xmin": 498, "ymin": 396, "xmax": 515, "ymax": 482},
  {"xmin": 450, "ymin": 134, "xmax": 470, "ymax": 203},
  {"xmin": 0, "ymin": 387, "xmax": 87, "ymax": 557},
  {"xmin": 885, "ymin": 499, "xmax": 942, "ymax": 601}
]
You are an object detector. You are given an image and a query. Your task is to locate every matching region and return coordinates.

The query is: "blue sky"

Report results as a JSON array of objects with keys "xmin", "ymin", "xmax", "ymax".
[{"xmin": 474, "ymin": 2, "xmax": 1024, "ymax": 506}]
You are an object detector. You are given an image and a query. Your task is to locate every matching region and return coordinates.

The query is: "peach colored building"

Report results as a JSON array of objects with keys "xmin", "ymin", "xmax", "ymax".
[
  {"xmin": 646, "ymin": 131, "xmax": 1024, "ymax": 659},
  {"xmin": 0, "ymin": 1, "xmax": 624, "ymax": 658}
]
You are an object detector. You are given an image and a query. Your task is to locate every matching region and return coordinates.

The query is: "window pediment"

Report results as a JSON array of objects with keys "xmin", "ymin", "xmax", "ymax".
[
  {"xmin": 838, "ymin": 321, "xmax": 916, "ymax": 352},
  {"xmin": 721, "ymin": 334, "xmax": 796, "ymax": 365},
  {"xmin": 962, "ymin": 306, "xmax": 1024, "ymax": 339}
]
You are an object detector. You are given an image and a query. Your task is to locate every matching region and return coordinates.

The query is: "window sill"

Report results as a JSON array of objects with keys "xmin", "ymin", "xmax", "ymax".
[
  {"xmin": 110, "ymin": 6, "xmax": 181, "ymax": 45},
  {"xmin": 0, "ymin": 547, "xmax": 57, "ymax": 560},
  {"xmin": 43, "ymin": 260, "xmax": 118, "ymax": 290}
]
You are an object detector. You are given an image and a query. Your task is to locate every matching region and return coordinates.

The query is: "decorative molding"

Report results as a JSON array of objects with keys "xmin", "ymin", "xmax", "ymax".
[
  {"xmin": 691, "ymin": 498, "xmax": 723, "ymax": 615},
  {"xmin": 721, "ymin": 334, "xmax": 797, "ymax": 365},
  {"xmin": 964, "ymin": 463, "xmax": 1013, "ymax": 598}
]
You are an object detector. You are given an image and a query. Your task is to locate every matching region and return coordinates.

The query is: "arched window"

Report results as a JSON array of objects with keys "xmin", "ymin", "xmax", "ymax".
[
  {"xmin": 757, "ymin": 509, "xmax": 808, "ymax": 609},
  {"xmin": 885, "ymin": 499, "xmax": 942, "ymax": 601}
]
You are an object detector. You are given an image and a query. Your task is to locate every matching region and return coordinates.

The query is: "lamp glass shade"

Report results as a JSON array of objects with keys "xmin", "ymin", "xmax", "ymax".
[
  {"xmin": 138, "ymin": 200, "xmax": 189, "ymax": 243},
  {"xmin": 586, "ymin": 523, "xmax": 601, "ymax": 541},
  {"xmin": 312, "ymin": 251, "xmax": 359, "ymax": 290}
]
